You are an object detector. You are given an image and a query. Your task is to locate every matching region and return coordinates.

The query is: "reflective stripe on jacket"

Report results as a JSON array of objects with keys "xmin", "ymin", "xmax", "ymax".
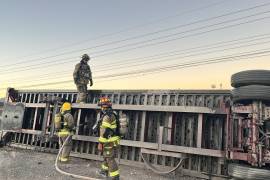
[
  {"xmin": 58, "ymin": 129, "xmax": 73, "ymax": 137},
  {"xmin": 99, "ymin": 112, "xmax": 120, "ymax": 145},
  {"xmin": 98, "ymin": 136, "xmax": 120, "ymax": 144}
]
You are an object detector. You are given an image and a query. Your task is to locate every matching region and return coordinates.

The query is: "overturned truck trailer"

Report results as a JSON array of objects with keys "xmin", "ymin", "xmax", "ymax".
[
  {"xmin": 1, "ymin": 89, "xmax": 230, "ymax": 179},
  {"xmin": 1, "ymin": 71, "xmax": 270, "ymax": 180}
]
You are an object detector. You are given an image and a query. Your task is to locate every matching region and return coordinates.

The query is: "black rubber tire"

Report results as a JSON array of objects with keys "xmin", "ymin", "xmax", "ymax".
[
  {"xmin": 228, "ymin": 163, "xmax": 270, "ymax": 180},
  {"xmin": 231, "ymin": 70, "xmax": 270, "ymax": 88},
  {"xmin": 232, "ymin": 85, "xmax": 270, "ymax": 102}
]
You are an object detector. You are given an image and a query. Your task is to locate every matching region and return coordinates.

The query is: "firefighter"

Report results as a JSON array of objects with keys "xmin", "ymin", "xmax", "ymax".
[
  {"xmin": 73, "ymin": 54, "xmax": 93, "ymax": 103},
  {"xmin": 97, "ymin": 97, "xmax": 120, "ymax": 180},
  {"xmin": 55, "ymin": 102, "xmax": 75, "ymax": 162}
]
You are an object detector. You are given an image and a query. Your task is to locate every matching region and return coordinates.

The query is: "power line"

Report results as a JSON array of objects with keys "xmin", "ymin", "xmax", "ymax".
[
  {"xmin": 4, "ymin": 0, "xmax": 228, "ymax": 63},
  {"xmin": 6, "ymin": 50, "xmax": 270, "ymax": 90},
  {"xmin": 3, "ymin": 32, "xmax": 270, "ymax": 75},
  {"xmin": 93, "ymin": 35, "xmax": 270, "ymax": 70},
  {"xmin": 90, "ymin": 13, "xmax": 270, "ymax": 58},
  {"xmin": 1, "ymin": 10, "xmax": 270, "ymax": 75},
  {"xmin": 92, "ymin": 49, "xmax": 270, "ymax": 79},
  {"xmin": 2, "ymin": 32, "xmax": 270, "ymax": 82},
  {"xmin": 12, "ymin": 12, "xmax": 265, "ymax": 76},
  {"xmin": 3, "ymin": 48, "xmax": 270, "ymax": 89},
  {"xmin": 94, "ymin": 40, "xmax": 270, "ymax": 73},
  {"xmin": 85, "ymin": 32, "xmax": 270, "ymax": 69},
  {"xmin": 109, "ymin": 51, "xmax": 270, "ymax": 81},
  {"xmin": 0, "ymin": 1, "xmax": 268, "ymax": 69},
  {"xmin": 89, "ymin": 9, "xmax": 270, "ymax": 56},
  {"xmin": 3, "ymin": 36, "xmax": 270, "ymax": 86}
]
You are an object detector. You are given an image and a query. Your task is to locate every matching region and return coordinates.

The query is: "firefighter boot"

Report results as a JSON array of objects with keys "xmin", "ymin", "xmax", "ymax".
[
  {"xmin": 97, "ymin": 169, "xmax": 108, "ymax": 178},
  {"xmin": 111, "ymin": 176, "xmax": 120, "ymax": 180}
]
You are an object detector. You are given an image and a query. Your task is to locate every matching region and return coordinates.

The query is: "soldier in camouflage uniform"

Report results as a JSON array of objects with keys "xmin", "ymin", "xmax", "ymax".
[{"xmin": 73, "ymin": 54, "xmax": 93, "ymax": 103}]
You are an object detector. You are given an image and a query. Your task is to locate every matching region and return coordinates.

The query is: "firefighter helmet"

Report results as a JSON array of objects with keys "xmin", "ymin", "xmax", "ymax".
[
  {"xmin": 82, "ymin": 54, "xmax": 90, "ymax": 61},
  {"xmin": 61, "ymin": 102, "xmax": 71, "ymax": 112},
  {"xmin": 98, "ymin": 97, "xmax": 112, "ymax": 107}
]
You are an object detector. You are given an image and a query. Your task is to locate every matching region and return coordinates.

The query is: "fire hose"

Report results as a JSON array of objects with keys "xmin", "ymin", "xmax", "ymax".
[
  {"xmin": 54, "ymin": 135, "xmax": 102, "ymax": 180},
  {"xmin": 140, "ymin": 152, "xmax": 186, "ymax": 174}
]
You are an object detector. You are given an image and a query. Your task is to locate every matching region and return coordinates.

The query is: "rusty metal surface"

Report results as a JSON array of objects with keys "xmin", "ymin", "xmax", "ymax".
[{"xmin": 228, "ymin": 100, "xmax": 270, "ymax": 167}]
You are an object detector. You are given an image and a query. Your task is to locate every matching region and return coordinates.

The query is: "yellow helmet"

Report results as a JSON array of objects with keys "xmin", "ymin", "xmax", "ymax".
[{"xmin": 61, "ymin": 102, "xmax": 71, "ymax": 112}]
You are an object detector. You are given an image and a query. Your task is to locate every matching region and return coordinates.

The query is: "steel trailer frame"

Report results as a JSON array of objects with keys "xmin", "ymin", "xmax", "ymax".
[{"xmin": 2, "ymin": 88, "xmax": 232, "ymax": 179}]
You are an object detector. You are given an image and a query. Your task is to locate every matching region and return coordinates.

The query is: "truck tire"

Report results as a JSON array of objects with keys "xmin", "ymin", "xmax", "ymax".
[
  {"xmin": 231, "ymin": 70, "xmax": 270, "ymax": 88},
  {"xmin": 228, "ymin": 163, "xmax": 270, "ymax": 180},
  {"xmin": 232, "ymin": 85, "xmax": 270, "ymax": 102}
]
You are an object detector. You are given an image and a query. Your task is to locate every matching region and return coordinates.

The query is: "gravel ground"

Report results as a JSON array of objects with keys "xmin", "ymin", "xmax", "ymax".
[{"xmin": 0, "ymin": 147, "xmax": 200, "ymax": 180}]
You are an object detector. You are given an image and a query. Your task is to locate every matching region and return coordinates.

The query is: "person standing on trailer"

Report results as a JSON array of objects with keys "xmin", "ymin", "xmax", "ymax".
[
  {"xmin": 55, "ymin": 102, "xmax": 75, "ymax": 162},
  {"xmin": 73, "ymin": 54, "xmax": 93, "ymax": 103}
]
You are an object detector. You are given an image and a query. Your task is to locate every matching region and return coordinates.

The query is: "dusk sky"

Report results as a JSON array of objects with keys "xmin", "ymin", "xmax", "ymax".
[{"xmin": 1, "ymin": 0, "xmax": 270, "ymax": 97}]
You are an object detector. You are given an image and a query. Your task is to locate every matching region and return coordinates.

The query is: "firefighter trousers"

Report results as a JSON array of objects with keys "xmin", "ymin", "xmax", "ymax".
[
  {"xmin": 76, "ymin": 84, "xmax": 87, "ymax": 103},
  {"xmin": 101, "ymin": 143, "xmax": 119, "ymax": 179},
  {"xmin": 59, "ymin": 135, "xmax": 72, "ymax": 162}
]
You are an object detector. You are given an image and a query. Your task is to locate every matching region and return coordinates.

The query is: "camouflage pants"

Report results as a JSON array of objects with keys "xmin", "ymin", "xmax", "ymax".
[
  {"xmin": 76, "ymin": 84, "xmax": 87, "ymax": 103},
  {"xmin": 101, "ymin": 143, "xmax": 119, "ymax": 179},
  {"xmin": 59, "ymin": 135, "xmax": 72, "ymax": 161}
]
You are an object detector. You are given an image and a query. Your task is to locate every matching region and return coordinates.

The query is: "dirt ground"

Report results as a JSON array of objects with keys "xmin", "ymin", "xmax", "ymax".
[{"xmin": 0, "ymin": 147, "xmax": 200, "ymax": 180}]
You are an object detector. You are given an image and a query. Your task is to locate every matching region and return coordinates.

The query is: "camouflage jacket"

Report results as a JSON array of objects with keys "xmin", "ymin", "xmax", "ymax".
[{"xmin": 73, "ymin": 61, "xmax": 92, "ymax": 85}]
